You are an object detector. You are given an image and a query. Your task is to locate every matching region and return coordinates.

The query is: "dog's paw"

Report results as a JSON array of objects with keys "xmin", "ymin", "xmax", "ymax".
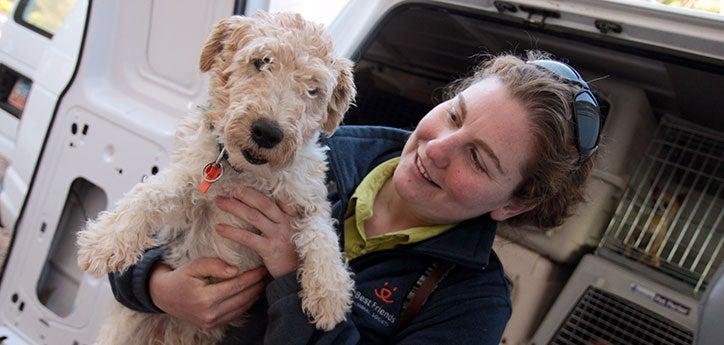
[
  {"xmin": 76, "ymin": 229, "xmax": 153, "ymax": 276},
  {"xmin": 299, "ymin": 266, "xmax": 354, "ymax": 331}
]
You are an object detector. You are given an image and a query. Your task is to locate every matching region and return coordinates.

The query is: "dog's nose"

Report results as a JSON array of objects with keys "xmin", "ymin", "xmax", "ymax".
[{"xmin": 250, "ymin": 119, "xmax": 284, "ymax": 149}]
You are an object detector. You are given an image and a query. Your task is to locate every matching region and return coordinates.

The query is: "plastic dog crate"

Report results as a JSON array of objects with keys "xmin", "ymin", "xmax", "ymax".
[
  {"xmin": 531, "ymin": 255, "xmax": 697, "ymax": 345},
  {"xmin": 600, "ymin": 115, "xmax": 723, "ymax": 294},
  {"xmin": 493, "ymin": 237, "xmax": 570, "ymax": 345}
]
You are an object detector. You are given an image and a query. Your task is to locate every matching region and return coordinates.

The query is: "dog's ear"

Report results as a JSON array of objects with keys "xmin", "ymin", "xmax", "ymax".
[
  {"xmin": 323, "ymin": 58, "xmax": 356, "ymax": 135},
  {"xmin": 200, "ymin": 16, "xmax": 251, "ymax": 72}
]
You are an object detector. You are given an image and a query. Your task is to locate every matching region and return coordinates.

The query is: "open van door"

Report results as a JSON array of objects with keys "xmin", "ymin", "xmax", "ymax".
[
  {"xmin": 0, "ymin": 0, "xmax": 271, "ymax": 343},
  {"xmin": 0, "ymin": 0, "xmax": 87, "ymax": 234}
]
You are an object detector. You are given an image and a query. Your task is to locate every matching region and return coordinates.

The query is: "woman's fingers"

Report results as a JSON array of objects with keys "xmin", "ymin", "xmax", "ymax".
[
  {"xmin": 214, "ymin": 279, "xmax": 266, "ymax": 318},
  {"xmin": 208, "ymin": 266, "xmax": 268, "ymax": 301},
  {"xmin": 216, "ymin": 196, "xmax": 278, "ymax": 236},
  {"xmin": 212, "ymin": 292, "xmax": 263, "ymax": 327},
  {"xmin": 275, "ymin": 193, "xmax": 299, "ymax": 217},
  {"xmin": 215, "ymin": 187, "xmax": 301, "ymax": 279},
  {"xmin": 216, "ymin": 224, "xmax": 267, "ymax": 252},
  {"xmin": 231, "ymin": 187, "xmax": 285, "ymax": 223},
  {"xmin": 182, "ymin": 257, "xmax": 238, "ymax": 280}
]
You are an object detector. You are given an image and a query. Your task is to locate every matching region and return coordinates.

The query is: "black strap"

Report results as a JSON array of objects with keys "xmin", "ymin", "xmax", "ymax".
[{"xmin": 397, "ymin": 261, "xmax": 456, "ymax": 332}]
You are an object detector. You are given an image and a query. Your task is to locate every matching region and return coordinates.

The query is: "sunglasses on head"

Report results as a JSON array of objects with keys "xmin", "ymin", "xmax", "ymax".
[{"xmin": 528, "ymin": 59, "xmax": 602, "ymax": 162}]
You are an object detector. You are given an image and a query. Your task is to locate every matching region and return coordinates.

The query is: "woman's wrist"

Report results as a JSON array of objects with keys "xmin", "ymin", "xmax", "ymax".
[
  {"xmin": 266, "ymin": 258, "xmax": 299, "ymax": 279},
  {"xmin": 148, "ymin": 262, "xmax": 172, "ymax": 311},
  {"xmin": 266, "ymin": 270, "xmax": 300, "ymax": 304}
]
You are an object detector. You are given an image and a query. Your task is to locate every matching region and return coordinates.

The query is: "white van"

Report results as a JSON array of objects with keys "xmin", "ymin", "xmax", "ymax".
[{"xmin": 0, "ymin": 1, "xmax": 721, "ymax": 344}]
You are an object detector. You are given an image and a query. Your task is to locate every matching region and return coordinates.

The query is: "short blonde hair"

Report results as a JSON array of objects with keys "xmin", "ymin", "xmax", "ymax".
[{"xmin": 446, "ymin": 51, "xmax": 597, "ymax": 228}]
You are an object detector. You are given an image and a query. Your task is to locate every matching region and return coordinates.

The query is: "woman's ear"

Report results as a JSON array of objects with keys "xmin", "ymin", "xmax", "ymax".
[
  {"xmin": 490, "ymin": 200, "xmax": 535, "ymax": 222},
  {"xmin": 322, "ymin": 58, "xmax": 356, "ymax": 135},
  {"xmin": 199, "ymin": 16, "xmax": 251, "ymax": 72}
]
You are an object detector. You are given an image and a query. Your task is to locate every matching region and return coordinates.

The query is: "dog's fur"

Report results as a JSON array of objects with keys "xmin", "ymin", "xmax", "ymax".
[{"xmin": 76, "ymin": 12, "xmax": 356, "ymax": 345}]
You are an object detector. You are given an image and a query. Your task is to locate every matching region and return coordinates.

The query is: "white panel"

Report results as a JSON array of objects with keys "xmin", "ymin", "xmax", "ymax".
[
  {"xmin": 0, "ymin": 113, "xmax": 18, "ymax": 156},
  {"xmin": 0, "ymin": 107, "xmax": 168, "ymax": 344},
  {"xmin": 1, "ymin": 0, "xmax": 235, "ymax": 343},
  {"xmin": 146, "ymin": 0, "xmax": 216, "ymax": 91},
  {"xmin": 0, "ymin": 1, "xmax": 88, "ymax": 229},
  {"xmin": 0, "ymin": 326, "xmax": 32, "ymax": 345}
]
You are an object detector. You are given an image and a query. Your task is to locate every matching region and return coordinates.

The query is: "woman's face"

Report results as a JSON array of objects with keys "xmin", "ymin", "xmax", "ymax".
[{"xmin": 394, "ymin": 77, "xmax": 536, "ymax": 224}]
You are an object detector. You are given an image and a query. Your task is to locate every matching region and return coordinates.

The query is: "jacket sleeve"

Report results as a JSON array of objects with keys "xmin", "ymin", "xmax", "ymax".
[
  {"xmin": 263, "ymin": 270, "xmax": 511, "ymax": 345},
  {"xmin": 107, "ymin": 247, "xmax": 165, "ymax": 313},
  {"xmin": 263, "ymin": 272, "xmax": 361, "ymax": 345}
]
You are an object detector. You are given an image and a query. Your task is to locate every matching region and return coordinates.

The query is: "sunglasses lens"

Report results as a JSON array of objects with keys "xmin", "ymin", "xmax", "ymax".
[{"xmin": 574, "ymin": 91, "xmax": 601, "ymax": 158}]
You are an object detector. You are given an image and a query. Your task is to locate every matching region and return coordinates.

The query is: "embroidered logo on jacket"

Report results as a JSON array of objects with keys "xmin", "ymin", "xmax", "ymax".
[
  {"xmin": 374, "ymin": 281, "xmax": 398, "ymax": 304},
  {"xmin": 354, "ymin": 288, "xmax": 398, "ymax": 328}
]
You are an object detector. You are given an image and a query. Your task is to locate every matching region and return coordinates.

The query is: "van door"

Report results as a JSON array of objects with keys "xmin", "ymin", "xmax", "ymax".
[
  {"xmin": 0, "ymin": 0, "xmax": 85, "ymax": 233},
  {"xmin": 0, "ymin": 0, "xmax": 256, "ymax": 343}
]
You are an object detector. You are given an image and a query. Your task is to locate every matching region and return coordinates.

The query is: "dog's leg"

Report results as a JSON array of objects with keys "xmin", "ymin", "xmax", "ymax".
[
  {"xmin": 293, "ymin": 213, "xmax": 354, "ymax": 331},
  {"xmin": 93, "ymin": 302, "xmax": 165, "ymax": 345},
  {"xmin": 95, "ymin": 302, "xmax": 225, "ymax": 345},
  {"xmin": 77, "ymin": 169, "xmax": 192, "ymax": 275}
]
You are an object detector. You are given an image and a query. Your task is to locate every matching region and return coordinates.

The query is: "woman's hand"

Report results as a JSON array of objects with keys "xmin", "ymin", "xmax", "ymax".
[
  {"xmin": 149, "ymin": 258, "xmax": 267, "ymax": 330},
  {"xmin": 214, "ymin": 187, "xmax": 300, "ymax": 279}
]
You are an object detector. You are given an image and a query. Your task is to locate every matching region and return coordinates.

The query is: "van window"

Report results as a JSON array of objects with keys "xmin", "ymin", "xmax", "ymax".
[
  {"xmin": 618, "ymin": 0, "xmax": 722, "ymax": 15},
  {"xmin": 655, "ymin": 0, "xmax": 722, "ymax": 14},
  {"xmin": 14, "ymin": 0, "xmax": 77, "ymax": 38},
  {"xmin": 0, "ymin": 0, "xmax": 14, "ymax": 16}
]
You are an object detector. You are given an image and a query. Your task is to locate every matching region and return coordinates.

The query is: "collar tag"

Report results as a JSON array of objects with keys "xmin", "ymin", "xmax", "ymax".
[{"xmin": 199, "ymin": 147, "xmax": 226, "ymax": 193}]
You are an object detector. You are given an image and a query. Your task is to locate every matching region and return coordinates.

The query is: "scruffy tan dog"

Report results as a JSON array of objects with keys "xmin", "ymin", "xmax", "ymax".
[{"xmin": 76, "ymin": 12, "xmax": 355, "ymax": 345}]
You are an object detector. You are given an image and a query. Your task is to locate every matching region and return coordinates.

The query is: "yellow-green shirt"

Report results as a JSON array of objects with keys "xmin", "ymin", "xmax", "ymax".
[{"xmin": 344, "ymin": 157, "xmax": 456, "ymax": 261}]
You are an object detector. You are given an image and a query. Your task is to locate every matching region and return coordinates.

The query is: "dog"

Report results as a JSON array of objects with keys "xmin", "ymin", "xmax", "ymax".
[
  {"xmin": 624, "ymin": 185, "xmax": 686, "ymax": 267},
  {"xmin": 76, "ymin": 11, "xmax": 356, "ymax": 345}
]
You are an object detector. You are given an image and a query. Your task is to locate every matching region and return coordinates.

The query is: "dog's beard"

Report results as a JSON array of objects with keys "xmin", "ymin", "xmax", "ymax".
[
  {"xmin": 225, "ymin": 145, "xmax": 295, "ymax": 173},
  {"xmin": 242, "ymin": 149, "xmax": 268, "ymax": 165}
]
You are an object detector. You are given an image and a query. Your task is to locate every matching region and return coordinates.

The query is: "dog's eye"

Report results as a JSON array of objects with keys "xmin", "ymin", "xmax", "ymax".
[
  {"xmin": 252, "ymin": 57, "xmax": 271, "ymax": 71},
  {"xmin": 308, "ymin": 88, "xmax": 319, "ymax": 97}
]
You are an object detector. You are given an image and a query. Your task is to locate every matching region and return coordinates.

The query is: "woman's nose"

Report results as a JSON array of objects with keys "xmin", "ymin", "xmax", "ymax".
[{"xmin": 425, "ymin": 136, "xmax": 454, "ymax": 168}]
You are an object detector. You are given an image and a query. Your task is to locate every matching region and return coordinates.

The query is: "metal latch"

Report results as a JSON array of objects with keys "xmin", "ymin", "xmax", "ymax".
[
  {"xmin": 518, "ymin": 5, "xmax": 561, "ymax": 26},
  {"xmin": 493, "ymin": 1, "xmax": 517, "ymax": 14},
  {"xmin": 595, "ymin": 20, "xmax": 623, "ymax": 34}
]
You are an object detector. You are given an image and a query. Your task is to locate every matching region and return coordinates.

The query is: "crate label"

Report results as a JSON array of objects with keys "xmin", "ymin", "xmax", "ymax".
[{"xmin": 630, "ymin": 283, "xmax": 690, "ymax": 315}]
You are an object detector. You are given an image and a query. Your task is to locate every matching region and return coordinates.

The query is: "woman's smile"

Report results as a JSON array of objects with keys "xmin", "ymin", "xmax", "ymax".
[{"xmin": 415, "ymin": 153, "xmax": 440, "ymax": 188}]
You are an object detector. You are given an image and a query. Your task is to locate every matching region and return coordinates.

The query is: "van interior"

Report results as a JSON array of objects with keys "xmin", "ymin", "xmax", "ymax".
[{"xmin": 343, "ymin": 3, "xmax": 723, "ymax": 345}]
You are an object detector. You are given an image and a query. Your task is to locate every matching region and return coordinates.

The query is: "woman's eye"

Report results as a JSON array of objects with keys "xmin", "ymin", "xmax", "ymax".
[
  {"xmin": 252, "ymin": 57, "xmax": 271, "ymax": 71},
  {"xmin": 469, "ymin": 148, "xmax": 486, "ymax": 173},
  {"xmin": 447, "ymin": 108, "xmax": 460, "ymax": 126}
]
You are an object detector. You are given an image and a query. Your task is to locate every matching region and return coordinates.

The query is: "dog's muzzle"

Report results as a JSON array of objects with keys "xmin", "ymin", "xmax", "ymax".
[
  {"xmin": 242, "ymin": 149, "xmax": 268, "ymax": 165},
  {"xmin": 251, "ymin": 119, "xmax": 284, "ymax": 149}
]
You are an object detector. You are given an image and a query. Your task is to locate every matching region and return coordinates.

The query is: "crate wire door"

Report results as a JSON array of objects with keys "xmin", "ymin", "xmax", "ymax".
[
  {"xmin": 549, "ymin": 287, "xmax": 694, "ymax": 345},
  {"xmin": 602, "ymin": 115, "xmax": 723, "ymax": 294}
]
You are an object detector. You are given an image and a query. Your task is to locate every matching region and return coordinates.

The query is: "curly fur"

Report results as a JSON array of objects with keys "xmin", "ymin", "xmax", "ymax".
[{"xmin": 77, "ymin": 11, "xmax": 356, "ymax": 345}]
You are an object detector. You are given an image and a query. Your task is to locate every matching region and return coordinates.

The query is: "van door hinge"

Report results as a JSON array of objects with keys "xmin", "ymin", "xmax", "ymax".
[
  {"xmin": 493, "ymin": 1, "xmax": 517, "ymax": 14},
  {"xmin": 595, "ymin": 20, "xmax": 623, "ymax": 34},
  {"xmin": 518, "ymin": 5, "xmax": 560, "ymax": 27}
]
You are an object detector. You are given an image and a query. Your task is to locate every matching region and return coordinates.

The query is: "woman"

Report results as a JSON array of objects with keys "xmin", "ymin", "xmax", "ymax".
[{"xmin": 109, "ymin": 52, "xmax": 600, "ymax": 344}]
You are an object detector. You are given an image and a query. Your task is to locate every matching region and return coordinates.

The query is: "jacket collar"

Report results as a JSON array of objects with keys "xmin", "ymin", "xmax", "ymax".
[
  {"xmin": 402, "ymin": 215, "xmax": 497, "ymax": 269},
  {"xmin": 323, "ymin": 126, "xmax": 498, "ymax": 270},
  {"xmin": 323, "ymin": 126, "xmax": 410, "ymax": 200}
]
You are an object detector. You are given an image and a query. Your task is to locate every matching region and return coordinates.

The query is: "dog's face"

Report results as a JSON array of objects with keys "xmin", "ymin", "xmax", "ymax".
[{"xmin": 199, "ymin": 12, "xmax": 355, "ymax": 172}]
